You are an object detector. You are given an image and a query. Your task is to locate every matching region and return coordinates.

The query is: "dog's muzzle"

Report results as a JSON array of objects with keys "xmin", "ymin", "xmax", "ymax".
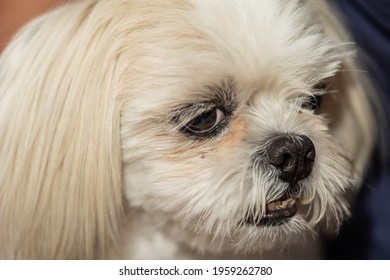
[{"xmin": 246, "ymin": 134, "xmax": 315, "ymax": 227}]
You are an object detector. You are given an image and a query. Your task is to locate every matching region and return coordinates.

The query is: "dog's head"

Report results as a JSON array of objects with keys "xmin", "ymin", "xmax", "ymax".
[{"xmin": 0, "ymin": 0, "xmax": 376, "ymax": 258}]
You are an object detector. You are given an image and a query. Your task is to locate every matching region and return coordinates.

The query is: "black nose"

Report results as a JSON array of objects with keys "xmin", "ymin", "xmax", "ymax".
[{"xmin": 266, "ymin": 135, "xmax": 315, "ymax": 188}]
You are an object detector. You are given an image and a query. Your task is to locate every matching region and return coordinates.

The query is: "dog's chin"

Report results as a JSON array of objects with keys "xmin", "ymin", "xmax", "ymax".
[
  {"xmin": 149, "ymin": 197, "xmax": 315, "ymax": 256},
  {"xmin": 167, "ymin": 213, "xmax": 313, "ymax": 257}
]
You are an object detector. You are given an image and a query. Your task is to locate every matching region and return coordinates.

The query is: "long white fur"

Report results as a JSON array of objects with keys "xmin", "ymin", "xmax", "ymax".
[{"xmin": 0, "ymin": 0, "xmax": 376, "ymax": 259}]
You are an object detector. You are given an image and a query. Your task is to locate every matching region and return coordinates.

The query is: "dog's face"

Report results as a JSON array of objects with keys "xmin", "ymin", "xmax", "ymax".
[
  {"xmin": 0, "ymin": 0, "xmax": 375, "ymax": 259},
  {"xmin": 120, "ymin": 0, "xmax": 366, "ymax": 254}
]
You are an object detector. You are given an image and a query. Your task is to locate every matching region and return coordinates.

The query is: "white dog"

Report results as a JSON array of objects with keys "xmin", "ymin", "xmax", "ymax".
[{"xmin": 0, "ymin": 0, "xmax": 377, "ymax": 259}]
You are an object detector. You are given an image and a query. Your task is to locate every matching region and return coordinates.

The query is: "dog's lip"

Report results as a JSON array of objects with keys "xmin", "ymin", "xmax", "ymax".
[{"xmin": 245, "ymin": 194, "xmax": 297, "ymax": 227}]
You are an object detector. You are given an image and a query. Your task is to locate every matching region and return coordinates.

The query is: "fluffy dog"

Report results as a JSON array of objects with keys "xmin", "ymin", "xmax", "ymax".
[{"xmin": 0, "ymin": 0, "xmax": 377, "ymax": 259}]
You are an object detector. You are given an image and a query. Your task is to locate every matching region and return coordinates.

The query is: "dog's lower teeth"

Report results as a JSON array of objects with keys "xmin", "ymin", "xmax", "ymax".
[
  {"xmin": 244, "ymin": 197, "xmax": 298, "ymax": 227},
  {"xmin": 265, "ymin": 198, "xmax": 296, "ymax": 211}
]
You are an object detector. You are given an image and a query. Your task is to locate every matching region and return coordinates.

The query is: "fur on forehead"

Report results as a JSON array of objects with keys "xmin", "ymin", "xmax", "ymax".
[
  {"xmin": 121, "ymin": 0, "xmax": 343, "ymax": 113},
  {"xmin": 188, "ymin": 0, "xmax": 343, "ymax": 81}
]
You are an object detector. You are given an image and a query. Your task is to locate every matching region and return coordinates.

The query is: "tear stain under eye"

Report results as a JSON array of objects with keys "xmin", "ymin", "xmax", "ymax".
[
  {"xmin": 161, "ymin": 142, "xmax": 216, "ymax": 161},
  {"xmin": 218, "ymin": 116, "xmax": 247, "ymax": 148}
]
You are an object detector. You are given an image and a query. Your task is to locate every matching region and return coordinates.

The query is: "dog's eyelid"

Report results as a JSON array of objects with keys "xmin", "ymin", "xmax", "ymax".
[
  {"xmin": 171, "ymin": 102, "xmax": 219, "ymax": 124},
  {"xmin": 311, "ymin": 77, "xmax": 335, "ymax": 94},
  {"xmin": 312, "ymin": 82, "xmax": 328, "ymax": 93},
  {"xmin": 300, "ymin": 94, "xmax": 322, "ymax": 112}
]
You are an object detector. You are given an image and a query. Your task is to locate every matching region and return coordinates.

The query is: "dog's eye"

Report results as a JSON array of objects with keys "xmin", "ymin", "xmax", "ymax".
[
  {"xmin": 301, "ymin": 95, "xmax": 322, "ymax": 111},
  {"xmin": 184, "ymin": 108, "xmax": 225, "ymax": 134},
  {"xmin": 301, "ymin": 81, "xmax": 329, "ymax": 111}
]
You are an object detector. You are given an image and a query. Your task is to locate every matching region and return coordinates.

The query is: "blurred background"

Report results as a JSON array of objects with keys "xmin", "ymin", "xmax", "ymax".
[
  {"xmin": 327, "ymin": 0, "xmax": 390, "ymax": 260},
  {"xmin": 0, "ymin": 0, "xmax": 72, "ymax": 52}
]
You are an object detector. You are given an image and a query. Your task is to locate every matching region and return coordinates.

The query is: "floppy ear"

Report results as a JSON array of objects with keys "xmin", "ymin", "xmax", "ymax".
[
  {"xmin": 309, "ymin": 0, "xmax": 377, "ymax": 184},
  {"xmin": 0, "ymin": 1, "xmax": 124, "ymax": 259}
]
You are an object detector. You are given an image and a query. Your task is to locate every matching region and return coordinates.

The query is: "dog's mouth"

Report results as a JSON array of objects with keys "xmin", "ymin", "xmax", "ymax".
[{"xmin": 245, "ymin": 194, "xmax": 297, "ymax": 227}]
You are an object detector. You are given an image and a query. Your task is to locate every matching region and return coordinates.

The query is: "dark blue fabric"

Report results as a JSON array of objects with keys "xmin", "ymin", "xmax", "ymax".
[
  {"xmin": 337, "ymin": 1, "xmax": 390, "ymax": 106},
  {"xmin": 327, "ymin": 1, "xmax": 390, "ymax": 259}
]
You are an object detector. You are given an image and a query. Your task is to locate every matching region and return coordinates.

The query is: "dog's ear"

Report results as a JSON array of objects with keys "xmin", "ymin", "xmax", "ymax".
[
  {"xmin": 309, "ymin": 0, "xmax": 377, "ymax": 184},
  {"xmin": 0, "ymin": 2, "xmax": 124, "ymax": 259}
]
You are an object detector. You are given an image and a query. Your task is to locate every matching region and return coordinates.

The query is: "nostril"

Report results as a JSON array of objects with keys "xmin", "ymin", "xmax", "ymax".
[
  {"xmin": 282, "ymin": 153, "xmax": 291, "ymax": 167},
  {"xmin": 305, "ymin": 148, "xmax": 315, "ymax": 162},
  {"xmin": 266, "ymin": 139, "xmax": 294, "ymax": 166},
  {"xmin": 268, "ymin": 150, "xmax": 291, "ymax": 167}
]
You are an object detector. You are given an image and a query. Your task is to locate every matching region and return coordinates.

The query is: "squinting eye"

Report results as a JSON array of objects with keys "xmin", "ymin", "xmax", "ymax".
[
  {"xmin": 301, "ymin": 80, "xmax": 329, "ymax": 112},
  {"xmin": 302, "ymin": 95, "xmax": 322, "ymax": 111},
  {"xmin": 184, "ymin": 108, "xmax": 225, "ymax": 134}
]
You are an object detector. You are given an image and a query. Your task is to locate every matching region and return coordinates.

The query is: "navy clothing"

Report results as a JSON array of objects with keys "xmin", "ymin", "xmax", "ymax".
[
  {"xmin": 327, "ymin": 1, "xmax": 390, "ymax": 259},
  {"xmin": 337, "ymin": 1, "xmax": 390, "ymax": 105}
]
